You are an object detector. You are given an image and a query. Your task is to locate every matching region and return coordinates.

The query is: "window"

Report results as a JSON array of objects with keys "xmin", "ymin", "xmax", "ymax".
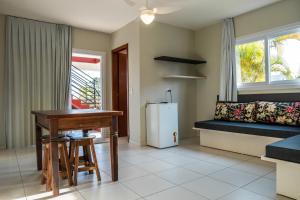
[{"xmin": 236, "ymin": 26, "xmax": 300, "ymax": 89}]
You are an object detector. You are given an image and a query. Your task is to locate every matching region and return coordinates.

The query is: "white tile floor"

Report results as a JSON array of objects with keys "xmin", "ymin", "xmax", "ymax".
[{"xmin": 0, "ymin": 138, "xmax": 293, "ymax": 200}]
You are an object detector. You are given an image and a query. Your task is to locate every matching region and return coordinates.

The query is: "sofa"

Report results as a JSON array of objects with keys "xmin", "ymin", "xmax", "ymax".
[
  {"xmin": 195, "ymin": 93, "xmax": 300, "ymax": 156},
  {"xmin": 194, "ymin": 93, "xmax": 300, "ymax": 199}
]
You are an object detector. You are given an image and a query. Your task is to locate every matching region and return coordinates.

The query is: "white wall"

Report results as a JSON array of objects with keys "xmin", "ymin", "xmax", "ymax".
[
  {"xmin": 195, "ymin": 0, "xmax": 300, "ymax": 121},
  {"xmin": 72, "ymin": 27, "xmax": 112, "ymax": 109},
  {"xmin": 234, "ymin": 0, "xmax": 300, "ymax": 38},
  {"xmin": 111, "ymin": 20, "xmax": 199, "ymax": 145},
  {"xmin": 140, "ymin": 22, "xmax": 198, "ymax": 144},
  {"xmin": 111, "ymin": 19, "xmax": 141, "ymax": 145},
  {"xmin": 195, "ymin": 23, "xmax": 222, "ymax": 121}
]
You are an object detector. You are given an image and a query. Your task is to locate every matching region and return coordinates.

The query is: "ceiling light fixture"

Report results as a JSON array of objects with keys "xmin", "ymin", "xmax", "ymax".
[
  {"xmin": 124, "ymin": 0, "xmax": 181, "ymax": 25},
  {"xmin": 140, "ymin": 9, "xmax": 155, "ymax": 25}
]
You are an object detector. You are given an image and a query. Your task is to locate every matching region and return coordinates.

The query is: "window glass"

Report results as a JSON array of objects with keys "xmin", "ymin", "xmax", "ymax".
[
  {"xmin": 269, "ymin": 32, "xmax": 300, "ymax": 82},
  {"xmin": 236, "ymin": 40, "xmax": 266, "ymax": 84}
]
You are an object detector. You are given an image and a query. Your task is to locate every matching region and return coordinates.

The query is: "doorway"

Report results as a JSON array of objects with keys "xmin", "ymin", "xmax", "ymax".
[
  {"xmin": 112, "ymin": 44, "xmax": 129, "ymax": 138},
  {"xmin": 71, "ymin": 49, "xmax": 108, "ymax": 143},
  {"xmin": 71, "ymin": 50, "xmax": 103, "ymax": 110}
]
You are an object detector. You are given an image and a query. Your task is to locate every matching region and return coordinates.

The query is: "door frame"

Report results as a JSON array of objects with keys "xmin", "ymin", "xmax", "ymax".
[{"xmin": 112, "ymin": 44, "xmax": 129, "ymax": 139}]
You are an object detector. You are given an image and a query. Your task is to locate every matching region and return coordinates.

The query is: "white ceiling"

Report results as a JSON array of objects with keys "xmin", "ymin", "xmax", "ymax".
[{"xmin": 0, "ymin": 0, "xmax": 280, "ymax": 33}]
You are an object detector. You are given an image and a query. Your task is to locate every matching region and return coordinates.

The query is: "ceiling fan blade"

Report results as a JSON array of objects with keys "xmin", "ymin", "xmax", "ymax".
[
  {"xmin": 153, "ymin": 6, "xmax": 182, "ymax": 15},
  {"xmin": 123, "ymin": 0, "xmax": 136, "ymax": 7},
  {"xmin": 150, "ymin": 0, "xmax": 187, "ymax": 7}
]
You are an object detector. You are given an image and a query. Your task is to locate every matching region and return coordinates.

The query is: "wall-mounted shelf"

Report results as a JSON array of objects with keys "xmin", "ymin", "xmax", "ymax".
[
  {"xmin": 163, "ymin": 75, "xmax": 207, "ymax": 80},
  {"xmin": 154, "ymin": 56, "xmax": 206, "ymax": 65}
]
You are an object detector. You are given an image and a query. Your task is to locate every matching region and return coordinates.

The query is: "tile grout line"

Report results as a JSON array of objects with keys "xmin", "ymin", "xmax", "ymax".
[
  {"xmin": 120, "ymin": 177, "xmax": 175, "ymax": 200},
  {"xmin": 118, "ymin": 169, "xmax": 166, "ymax": 199},
  {"xmin": 118, "ymin": 163, "xmax": 209, "ymax": 199},
  {"xmin": 212, "ymin": 167, "xmax": 276, "ymax": 200},
  {"xmin": 148, "ymin": 172, "xmax": 210, "ymax": 200},
  {"xmin": 119, "ymin": 166, "xmax": 179, "ymax": 199},
  {"xmin": 14, "ymin": 150, "xmax": 27, "ymax": 200}
]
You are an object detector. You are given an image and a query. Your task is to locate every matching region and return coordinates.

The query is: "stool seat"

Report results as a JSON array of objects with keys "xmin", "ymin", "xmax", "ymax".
[
  {"xmin": 42, "ymin": 136, "xmax": 70, "ymax": 144},
  {"xmin": 69, "ymin": 135, "xmax": 95, "ymax": 140},
  {"xmin": 41, "ymin": 134, "xmax": 65, "ymax": 139},
  {"xmin": 67, "ymin": 131, "xmax": 95, "ymax": 140}
]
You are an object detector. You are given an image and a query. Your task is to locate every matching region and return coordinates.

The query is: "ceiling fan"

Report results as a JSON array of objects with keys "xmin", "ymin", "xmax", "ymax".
[{"xmin": 124, "ymin": 0, "xmax": 183, "ymax": 25}]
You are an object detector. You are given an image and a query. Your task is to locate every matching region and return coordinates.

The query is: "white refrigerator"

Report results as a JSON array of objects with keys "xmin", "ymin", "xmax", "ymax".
[{"xmin": 146, "ymin": 103, "xmax": 179, "ymax": 148}]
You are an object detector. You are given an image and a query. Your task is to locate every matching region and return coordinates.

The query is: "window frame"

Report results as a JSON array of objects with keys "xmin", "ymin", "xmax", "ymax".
[{"xmin": 236, "ymin": 22, "xmax": 300, "ymax": 91}]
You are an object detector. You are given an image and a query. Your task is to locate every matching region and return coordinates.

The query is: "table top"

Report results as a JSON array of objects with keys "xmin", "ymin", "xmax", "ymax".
[{"xmin": 32, "ymin": 109, "xmax": 123, "ymax": 119}]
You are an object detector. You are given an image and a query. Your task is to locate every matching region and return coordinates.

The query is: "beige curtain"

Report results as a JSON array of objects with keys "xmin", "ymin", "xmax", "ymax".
[
  {"xmin": 219, "ymin": 18, "xmax": 237, "ymax": 102},
  {"xmin": 4, "ymin": 16, "xmax": 72, "ymax": 148}
]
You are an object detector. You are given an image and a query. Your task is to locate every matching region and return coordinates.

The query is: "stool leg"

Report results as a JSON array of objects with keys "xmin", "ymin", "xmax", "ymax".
[
  {"xmin": 73, "ymin": 142, "xmax": 80, "ymax": 186},
  {"xmin": 46, "ymin": 154, "xmax": 52, "ymax": 191},
  {"xmin": 69, "ymin": 141, "xmax": 75, "ymax": 172},
  {"xmin": 41, "ymin": 146, "xmax": 49, "ymax": 184},
  {"xmin": 90, "ymin": 140, "xmax": 101, "ymax": 181},
  {"xmin": 62, "ymin": 143, "xmax": 73, "ymax": 186},
  {"xmin": 58, "ymin": 145, "xmax": 66, "ymax": 179},
  {"xmin": 69, "ymin": 141, "xmax": 74, "ymax": 160},
  {"xmin": 83, "ymin": 146, "xmax": 93, "ymax": 174}
]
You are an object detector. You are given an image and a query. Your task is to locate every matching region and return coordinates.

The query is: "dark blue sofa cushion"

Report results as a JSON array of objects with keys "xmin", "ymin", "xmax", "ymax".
[
  {"xmin": 266, "ymin": 134, "xmax": 300, "ymax": 163},
  {"xmin": 194, "ymin": 120, "xmax": 300, "ymax": 138}
]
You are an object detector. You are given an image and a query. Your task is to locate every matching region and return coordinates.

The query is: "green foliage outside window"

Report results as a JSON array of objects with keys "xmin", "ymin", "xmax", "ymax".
[
  {"xmin": 236, "ymin": 33, "xmax": 300, "ymax": 84},
  {"xmin": 237, "ymin": 41, "xmax": 265, "ymax": 83}
]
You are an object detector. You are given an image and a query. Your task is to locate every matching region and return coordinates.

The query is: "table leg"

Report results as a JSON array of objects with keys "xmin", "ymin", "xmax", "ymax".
[
  {"xmin": 110, "ymin": 116, "xmax": 118, "ymax": 181},
  {"xmin": 35, "ymin": 122, "xmax": 42, "ymax": 171},
  {"xmin": 49, "ymin": 119, "xmax": 60, "ymax": 196}
]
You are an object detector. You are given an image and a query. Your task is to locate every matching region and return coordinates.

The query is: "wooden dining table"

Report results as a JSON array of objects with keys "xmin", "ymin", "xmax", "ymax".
[{"xmin": 31, "ymin": 109, "xmax": 123, "ymax": 196}]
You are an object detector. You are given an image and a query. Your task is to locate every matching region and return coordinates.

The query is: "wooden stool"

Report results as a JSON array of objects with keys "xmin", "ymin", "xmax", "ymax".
[
  {"xmin": 41, "ymin": 135, "xmax": 73, "ymax": 190},
  {"xmin": 69, "ymin": 135, "xmax": 101, "ymax": 186}
]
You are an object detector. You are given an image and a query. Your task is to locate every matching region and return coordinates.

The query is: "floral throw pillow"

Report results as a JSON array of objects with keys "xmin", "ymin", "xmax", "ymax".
[
  {"xmin": 256, "ymin": 101, "xmax": 278, "ymax": 124},
  {"xmin": 276, "ymin": 102, "xmax": 300, "ymax": 126},
  {"xmin": 214, "ymin": 102, "xmax": 256, "ymax": 122},
  {"xmin": 227, "ymin": 102, "xmax": 256, "ymax": 122},
  {"xmin": 256, "ymin": 101, "xmax": 300, "ymax": 126},
  {"xmin": 214, "ymin": 102, "xmax": 229, "ymax": 120}
]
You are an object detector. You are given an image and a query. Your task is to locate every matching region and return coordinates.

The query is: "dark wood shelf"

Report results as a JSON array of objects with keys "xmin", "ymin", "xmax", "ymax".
[
  {"xmin": 154, "ymin": 56, "xmax": 206, "ymax": 65},
  {"xmin": 163, "ymin": 75, "xmax": 207, "ymax": 79}
]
